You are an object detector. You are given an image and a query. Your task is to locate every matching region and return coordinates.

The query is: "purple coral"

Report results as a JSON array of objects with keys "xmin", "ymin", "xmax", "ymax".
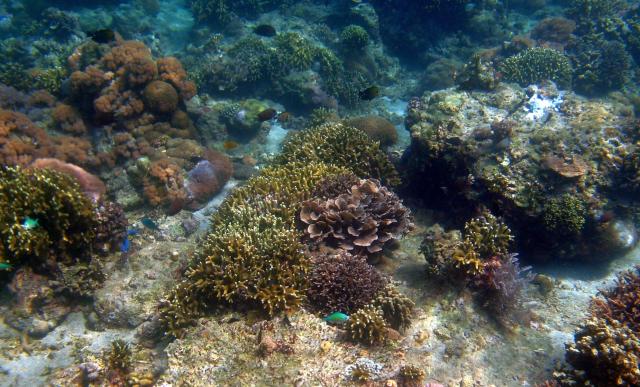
[{"xmin": 184, "ymin": 150, "xmax": 233, "ymax": 207}]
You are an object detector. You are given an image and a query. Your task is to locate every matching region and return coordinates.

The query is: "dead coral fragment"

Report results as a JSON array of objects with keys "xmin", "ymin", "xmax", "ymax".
[
  {"xmin": 543, "ymin": 154, "xmax": 589, "ymax": 178},
  {"xmin": 275, "ymin": 122, "xmax": 400, "ymax": 186},
  {"xmin": 346, "ymin": 305, "xmax": 388, "ymax": 346},
  {"xmin": 307, "ymin": 251, "xmax": 387, "ymax": 314},
  {"xmin": 300, "ymin": 178, "xmax": 413, "ymax": 254}
]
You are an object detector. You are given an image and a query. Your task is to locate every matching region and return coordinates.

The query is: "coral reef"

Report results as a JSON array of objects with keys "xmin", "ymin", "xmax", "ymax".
[
  {"xmin": 542, "ymin": 193, "xmax": 587, "ymax": 238},
  {"xmin": 371, "ymin": 283, "xmax": 414, "ymax": 331},
  {"xmin": 340, "ymin": 25, "xmax": 370, "ymax": 51},
  {"xmin": 300, "ymin": 178, "xmax": 413, "ymax": 254},
  {"xmin": 93, "ymin": 201, "xmax": 128, "ymax": 255},
  {"xmin": 160, "ymin": 162, "xmax": 347, "ymax": 336},
  {"xmin": 344, "ymin": 116, "xmax": 398, "ymax": 148},
  {"xmin": 499, "ymin": 47, "xmax": 572, "ymax": 87},
  {"xmin": 275, "ymin": 122, "xmax": 400, "ymax": 186},
  {"xmin": 0, "ymin": 166, "xmax": 96, "ymax": 268},
  {"xmin": 306, "ymin": 251, "xmax": 387, "ymax": 314},
  {"xmin": 398, "ymin": 365, "xmax": 426, "ymax": 387},
  {"xmin": 345, "ymin": 305, "xmax": 388, "ymax": 346}
]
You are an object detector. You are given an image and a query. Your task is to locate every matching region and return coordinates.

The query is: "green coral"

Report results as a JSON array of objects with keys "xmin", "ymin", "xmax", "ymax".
[
  {"xmin": 340, "ymin": 25, "xmax": 370, "ymax": 51},
  {"xmin": 566, "ymin": 0, "xmax": 626, "ymax": 37},
  {"xmin": 274, "ymin": 122, "xmax": 400, "ymax": 186},
  {"xmin": 345, "ymin": 305, "xmax": 388, "ymax": 345},
  {"xmin": 159, "ymin": 162, "xmax": 347, "ymax": 336},
  {"xmin": 274, "ymin": 32, "xmax": 316, "ymax": 70},
  {"xmin": 499, "ymin": 47, "xmax": 572, "ymax": 87},
  {"xmin": 0, "ymin": 166, "xmax": 97, "ymax": 267},
  {"xmin": 371, "ymin": 284, "xmax": 414, "ymax": 331},
  {"xmin": 105, "ymin": 339, "xmax": 132, "ymax": 372},
  {"xmin": 464, "ymin": 211, "xmax": 513, "ymax": 258},
  {"xmin": 542, "ymin": 193, "xmax": 587, "ymax": 237}
]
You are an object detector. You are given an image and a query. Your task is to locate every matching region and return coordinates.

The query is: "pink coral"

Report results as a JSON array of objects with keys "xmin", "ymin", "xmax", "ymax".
[{"xmin": 30, "ymin": 158, "xmax": 106, "ymax": 202}]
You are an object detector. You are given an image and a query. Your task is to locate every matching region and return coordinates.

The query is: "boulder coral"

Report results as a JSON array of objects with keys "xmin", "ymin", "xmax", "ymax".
[{"xmin": 344, "ymin": 116, "xmax": 398, "ymax": 148}]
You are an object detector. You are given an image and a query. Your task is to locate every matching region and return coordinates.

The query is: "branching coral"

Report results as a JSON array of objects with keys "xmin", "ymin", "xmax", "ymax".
[
  {"xmin": 345, "ymin": 305, "xmax": 388, "ymax": 346},
  {"xmin": 306, "ymin": 251, "xmax": 387, "ymax": 314},
  {"xmin": 0, "ymin": 166, "xmax": 97, "ymax": 267},
  {"xmin": 300, "ymin": 178, "xmax": 413, "ymax": 254},
  {"xmin": 340, "ymin": 25, "xmax": 370, "ymax": 51},
  {"xmin": 93, "ymin": 201, "xmax": 128, "ymax": 255},
  {"xmin": 499, "ymin": 47, "xmax": 572, "ymax": 88},
  {"xmin": 542, "ymin": 193, "xmax": 587, "ymax": 237},
  {"xmin": 464, "ymin": 211, "xmax": 513, "ymax": 258},
  {"xmin": 274, "ymin": 122, "xmax": 400, "ymax": 186},
  {"xmin": 160, "ymin": 162, "xmax": 347, "ymax": 336},
  {"xmin": 591, "ymin": 266, "xmax": 640, "ymax": 334},
  {"xmin": 562, "ymin": 318, "xmax": 640, "ymax": 386},
  {"xmin": 371, "ymin": 283, "xmax": 414, "ymax": 331},
  {"xmin": 398, "ymin": 365, "xmax": 426, "ymax": 387}
]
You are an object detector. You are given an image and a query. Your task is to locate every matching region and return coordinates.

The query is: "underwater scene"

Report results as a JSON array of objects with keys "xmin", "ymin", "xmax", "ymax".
[{"xmin": 2, "ymin": 0, "xmax": 640, "ymax": 385}]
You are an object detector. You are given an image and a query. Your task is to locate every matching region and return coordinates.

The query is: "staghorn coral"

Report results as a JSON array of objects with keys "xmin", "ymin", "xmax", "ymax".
[
  {"xmin": 306, "ymin": 251, "xmax": 387, "ymax": 314},
  {"xmin": 0, "ymin": 166, "xmax": 97, "ymax": 268},
  {"xmin": 300, "ymin": 178, "xmax": 413, "ymax": 254},
  {"xmin": 345, "ymin": 305, "xmax": 388, "ymax": 346},
  {"xmin": 499, "ymin": 47, "xmax": 572, "ymax": 88},
  {"xmin": 371, "ymin": 283, "xmax": 414, "ymax": 331},
  {"xmin": 275, "ymin": 122, "xmax": 400, "ymax": 186},
  {"xmin": 105, "ymin": 339, "xmax": 133, "ymax": 385},
  {"xmin": 340, "ymin": 25, "xmax": 370, "ymax": 51}
]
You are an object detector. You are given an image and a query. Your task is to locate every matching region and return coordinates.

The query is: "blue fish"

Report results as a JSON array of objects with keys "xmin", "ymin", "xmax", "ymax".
[
  {"xmin": 120, "ymin": 237, "xmax": 130, "ymax": 253},
  {"xmin": 127, "ymin": 228, "xmax": 139, "ymax": 236},
  {"xmin": 141, "ymin": 217, "xmax": 160, "ymax": 231}
]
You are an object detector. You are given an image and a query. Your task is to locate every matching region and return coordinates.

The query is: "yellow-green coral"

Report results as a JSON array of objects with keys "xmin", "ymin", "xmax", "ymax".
[
  {"xmin": 371, "ymin": 283, "xmax": 414, "ymax": 331},
  {"xmin": 464, "ymin": 211, "xmax": 512, "ymax": 258},
  {"xmin": 160, "ymin": 162, "xmax": 347, "ymax": 336},
  {"xmin": 345, "ymin": 305, "xmax": 388, "ymax": 345},
  {"xmin": 451, "ymin": 240, "xmax": 483, "ymax": 276},
  {"xmin": 0, "ymin": 166, "xmax": 96, "ymax": 267},
  {"xmin": 499, "ymin": 47, "xmax": 572, "ymax": 87},
  {"xmin": 274, "ymin": 122, "xmax": 400, "ymax": 186},
  {"xmin": 398, "ymin": 365, "xmax": 426, "ymax": 386}
]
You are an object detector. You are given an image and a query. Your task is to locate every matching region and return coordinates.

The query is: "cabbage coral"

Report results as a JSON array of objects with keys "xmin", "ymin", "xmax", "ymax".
[{"xmin": 300, "ymin": 178, "xmax": 413, "ymax": 254}]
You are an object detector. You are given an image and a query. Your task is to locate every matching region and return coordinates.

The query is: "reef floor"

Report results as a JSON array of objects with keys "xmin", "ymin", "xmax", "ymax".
[{"xmin": 1, "ymin": 204, "xmax": 637, "ymax": 387}]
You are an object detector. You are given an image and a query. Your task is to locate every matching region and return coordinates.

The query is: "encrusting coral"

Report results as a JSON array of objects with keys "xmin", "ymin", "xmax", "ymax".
[
  {"xmin": 275, "ymin": 122, "xmax": 400, "ymax": 186},
  {"xmin": 300, "ymin": 178, "xmax": 413, "ymax": 254}
]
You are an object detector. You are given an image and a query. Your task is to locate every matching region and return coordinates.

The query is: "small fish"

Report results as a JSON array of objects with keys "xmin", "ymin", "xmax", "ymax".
[
  {"xmin": 87, "ymin": 29, "xmax": 116, "ymax": 44},
  {"xmin": 141, "ymin": 217, "xmax": 160, "ymax": 231},
  {"xmin": 323, "ymin": 312, "xmax": 349, "ymax": 324},
  {"xmin": 277, "ymin": 112, "xmax": 291, "ymax": 123},
  {"xmin": 127, "ymin": 228, "xmax": 139, "ymax": 236},
  {"xmin": 21, "ymin": 217, "xmax": 39, "ymax": 230},
  {"xmin": 223, "ymin": 140, "xmax": 239, "ymax": 150},
  {"xmin": 257, "ymin": 108, "xmax": 278, "ymax": 121},
  {"xmin": 0, "ymin": 262, "xmax": 13, "ymax": 271},
  {"xmin": 358, "ymin": 85, "xmax": 380, "ymax": 101},
  {"xmin": 254, "ymin": 24, "xmax": 276, "ymax": 37},
  {"xmin": 120, "ymin": 237, "xmax": 130, "ymax": 253}
]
